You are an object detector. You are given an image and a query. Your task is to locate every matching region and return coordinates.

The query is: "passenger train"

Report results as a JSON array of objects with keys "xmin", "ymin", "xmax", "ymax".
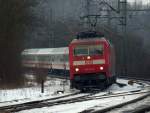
[
  {"xmin": 22, "ymin": 31, "xmax": 116, "ymax": 89},
  {"xmin": 22, "ymin": 47, "xmax": 69, "ymax": 74}
]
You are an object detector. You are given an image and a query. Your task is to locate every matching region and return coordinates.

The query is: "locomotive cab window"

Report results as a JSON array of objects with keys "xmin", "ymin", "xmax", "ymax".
[
  {"xmin": 74, "ymin": 46, "xmax": 88, "ymax": 56},
  {"xmin": 89, "ymin": 45, "xmax": 103, "ymax": 55},
  {"xmin": 74, "ymin": 44, "xmax": 103, "ymax": 56}
]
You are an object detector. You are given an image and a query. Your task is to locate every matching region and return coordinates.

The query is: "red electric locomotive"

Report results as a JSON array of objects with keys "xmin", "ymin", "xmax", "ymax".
[
  {"xmin": 22, "ymin": 31, "xmax": 116, "ymax": 90},
  {"xmin": 69, "ymin": 31, "xmax": 116, "ymax": 89}
]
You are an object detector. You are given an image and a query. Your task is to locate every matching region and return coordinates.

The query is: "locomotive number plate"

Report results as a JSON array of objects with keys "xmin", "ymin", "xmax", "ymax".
[{"xmin": 85, "ymin": 60, "xmax": 93, "ymax": 64}]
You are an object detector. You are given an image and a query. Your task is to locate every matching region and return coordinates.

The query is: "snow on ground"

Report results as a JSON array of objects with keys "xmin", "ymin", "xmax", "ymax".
[
  {"xmin": 17, "ymin": 92, "xmax": 148, "ymax": 113},
  {"xmin": 106, "ymin": 95, "xmax": 150, "ymax": 113},
  {"xmin": 0, "ymin": 77, "xmax": 71, "ymax": 107},
  {"xmin": 94, "ymin": 78, "xmax": 144, "ymax": 97},
  {"xmin": 106, "ymin": 78, "xmax": 143, "ymax": 92},
  {"xmin": 0, "ymin": 77, "xmax": 148, "ymax": 113}
]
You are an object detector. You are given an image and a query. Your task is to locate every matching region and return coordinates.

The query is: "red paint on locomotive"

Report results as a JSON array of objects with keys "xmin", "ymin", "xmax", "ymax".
[{"xmin": 69, "ymin": 38, "xmax": 116, "ymax": 88}]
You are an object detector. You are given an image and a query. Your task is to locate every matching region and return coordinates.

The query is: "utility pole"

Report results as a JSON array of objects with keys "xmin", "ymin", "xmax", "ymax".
[
  {"xmin": 49, "ymin": 8, "xmax": 55, "ymax": 48},
  {"xmin": 120, "ymin": 0, "xmax": 127, "ymax": 76},
  {"xmin": 107, "ymin": 9, "xmax": 111, "ymax": 27},
  {"xmin": 85, "ymin": 0, "xmax": 91, "ymax": 30}
]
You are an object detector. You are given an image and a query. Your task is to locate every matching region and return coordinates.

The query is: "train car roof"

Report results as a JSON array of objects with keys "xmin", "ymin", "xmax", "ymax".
[
  {"xmin": 70, "ymin": 38, "xmax": 108, "ymax": 44},
  {"xmin": 22, "ymin": 47, "xmax": 68, "ymax": 55}
]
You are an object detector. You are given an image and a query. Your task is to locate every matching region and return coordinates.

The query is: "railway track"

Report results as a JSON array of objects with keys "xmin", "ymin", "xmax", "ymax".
[
  {"xmin": 0, "ymin": 91, "xmax": 100, "ymax": 112},
  {"xmin": 104, "ymin": 96, "xmax": 150, "ymax": 113},
  {"xmin": 0, "ymin": 91, "xmax": 81, "ymax": 112},
  {"xmin": 80, "ymin": 78, "xmax": 150, "ymax": 113},
  {"xmin": 0, "ymin": 88, "xmax": 149, "ymax": 113},
  {"xmin": 126, "ymin": 104, "xmax": 150, "ymax": 113},
  {"xmin": 80, "ymin": 93, "xmax": 150, "ymax": 113},
  {"xmin": 0, "ymin": 77, "xmax": 150, "ymax": 113}
]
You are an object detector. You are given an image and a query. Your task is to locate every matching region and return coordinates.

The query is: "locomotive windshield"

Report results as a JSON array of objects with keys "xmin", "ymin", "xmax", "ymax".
[{"xmin": 74, "ymin": 45, "xmax": 103, "ymax": 56}]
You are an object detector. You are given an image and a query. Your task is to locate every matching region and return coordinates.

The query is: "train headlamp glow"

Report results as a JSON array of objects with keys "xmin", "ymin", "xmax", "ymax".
[
  {"xmin": 75, "ymin": 68, "xmax": 79, "ymax": 72},
  {"xmin": 87, "ymin": 56, "xmax": 91, "ymax": 60},
  {"xmin": 100, "ymin": 66, "xmax": 104, "ymax": 70}
]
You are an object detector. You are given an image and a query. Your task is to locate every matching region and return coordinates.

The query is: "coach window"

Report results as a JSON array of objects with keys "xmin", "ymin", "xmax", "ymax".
[
  {"xmin": 38, "ymin": 56, "xmax": 41, "ymax": 61},
  {"xmin": 48, "ymin": 56, "xmax": 51, "ymax": 62},
  {"xmin": 32, "ymin": 56, "xmax": 35, "ymax": 61},
  {"xmin": 44, "ymin": 55, "xmax": 49, "ymax": 62},
  {"xmin": 35, "ymin": 56, "xmax": 38, "ymax": 62},
  {"xmin": 59, "ymin": 55, "xmax": 62, "ymax": 62},
  {"xmin": 38, "ymin": 56, "xmax": 44, "ymax": 62},
  {"xmin": 51, "ymin": 55, "xmax": 54, "ymax": 62},
  {"xmin": 28, "ymin": 55, "xmax": 32, "ymax": 61},
  {"xmin": 65, "ymin": 55, "xmax": 68, "ymax": 61}
]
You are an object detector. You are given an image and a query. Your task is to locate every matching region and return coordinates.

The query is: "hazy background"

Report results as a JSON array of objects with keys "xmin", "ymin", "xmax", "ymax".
[{"xmin": 0, "ymin": 0, "xmax": 150, "ymax": 87}]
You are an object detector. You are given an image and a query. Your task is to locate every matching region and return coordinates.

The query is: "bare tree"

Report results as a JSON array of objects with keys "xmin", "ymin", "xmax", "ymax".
[{"xmin": 0, "ymin": 0, "xmax": 38, "ymax": 88}]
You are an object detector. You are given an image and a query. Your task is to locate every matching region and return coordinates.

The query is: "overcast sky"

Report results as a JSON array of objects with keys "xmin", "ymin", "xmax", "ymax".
[{"xmin": 129, "ymin": 0, "xmax": 150, "ymax": 5}]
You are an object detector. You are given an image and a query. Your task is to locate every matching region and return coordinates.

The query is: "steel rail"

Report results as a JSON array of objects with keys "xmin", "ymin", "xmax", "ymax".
[
  {"xmin": 79, "ymin": 77, "xmax": 150, "ymax": 113},
  {"xmin": 80, "ymin": 93, "xmax": 150, "ymax": 113},
  {"xmin": 0, "ymin": 77, "xmax": 150, "ymax": 113},
  {"xmin": 127, "ymin": 104, "xmax": 150, "ymax": 113},
  {"xmin": 1, "ymin": 89, "xmax": 149, "ymax": 113},
  {"xmin": 0, "ymin": 91, "xmax": 80, "ymax": 112}
]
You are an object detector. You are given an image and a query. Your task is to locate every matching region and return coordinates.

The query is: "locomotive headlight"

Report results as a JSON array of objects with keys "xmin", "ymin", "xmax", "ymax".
[
  {"xmin": 75, "ymin": 68, "xmax": 79, "ymax": 72},
  {"xmin": 87, "ymin": 56, "xmax": 91, "ymax": 60},
  {"xmin": 100, "ymin": 66, "xmax": 104, "ymax": 70}
]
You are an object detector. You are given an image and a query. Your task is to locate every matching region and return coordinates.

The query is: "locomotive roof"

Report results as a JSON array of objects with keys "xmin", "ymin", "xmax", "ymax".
[
  {"xmin": 76, "ymin": 31, "xmax": 104, "ymax": 39},
  {"xmin": 70, "ymin": 38, "xmax": 108, "ymax": 44},
  {"xmin": 22, "ymin": 47, "xmax": 68, "ymax": 55}
]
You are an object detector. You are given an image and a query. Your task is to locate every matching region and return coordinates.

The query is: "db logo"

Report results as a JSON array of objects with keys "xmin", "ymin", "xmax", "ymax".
[{"xmin": 85, "ymin": 60, "xmax": 93, "ymax": 64}]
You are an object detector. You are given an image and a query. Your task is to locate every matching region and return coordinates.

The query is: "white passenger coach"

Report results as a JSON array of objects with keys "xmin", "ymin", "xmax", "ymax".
[{"xmin": 21, "ymin": 47, "xmax": 69, "ymax": 71}]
